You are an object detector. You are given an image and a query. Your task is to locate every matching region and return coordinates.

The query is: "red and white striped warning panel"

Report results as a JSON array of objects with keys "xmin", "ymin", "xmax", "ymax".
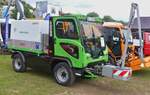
[
  {"xmin": 102, "ymin": 65, "xmax": 132, "ymax": 81},
  {"xmin": 113, "ymin": 69, "xmax": 132, "ymax": 80}
]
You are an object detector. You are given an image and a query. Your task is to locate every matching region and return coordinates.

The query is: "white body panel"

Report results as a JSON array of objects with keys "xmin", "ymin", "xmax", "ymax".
[
  {"xmin": 10, "ymin": 20, "xmax": 49, "ymax": 42},
  {"xmin": 8, "ymin": 20, "xmax": 49, "ymax": 52}
]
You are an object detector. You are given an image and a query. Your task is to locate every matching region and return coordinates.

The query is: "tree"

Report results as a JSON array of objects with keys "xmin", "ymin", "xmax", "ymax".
[
  {"xmin": 103, "ymin": 15, "xmax": 115, "ymax": 22},
  {"xmin": 102, "ymin": 15, "xmax": 127, "ymax": 24},
  {"xmin": 87, "ymin": 12, "xmax": 99, "ymax": 17},
  {"xmin": 11, "ymin": 1, "xmax": 35, "ymax": 19},
  {"xmin": 86, "ymin": 12, "xmax": 103, "ymax": 23},
  {"xmin": 0, "ymin": 0, "xmax": 8, "ymax": 17},
  {"xmin": 0, "ymin": 0, "xmax": 7, "ymax": 7}
]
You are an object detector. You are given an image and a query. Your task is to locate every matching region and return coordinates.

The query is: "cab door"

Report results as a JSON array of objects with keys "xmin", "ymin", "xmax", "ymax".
[{"xmin": 52, "ymin": 17, "xmax": 84, "ymax": 68}]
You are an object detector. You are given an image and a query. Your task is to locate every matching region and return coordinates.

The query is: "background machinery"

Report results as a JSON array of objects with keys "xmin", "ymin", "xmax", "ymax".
[{"xmin": 102, "ymin": 3, "xmax": 150, "ymax": 71}]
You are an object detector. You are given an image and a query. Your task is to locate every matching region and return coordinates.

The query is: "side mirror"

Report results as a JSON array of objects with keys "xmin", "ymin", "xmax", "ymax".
[{"xmin": 100, "ymin": 36, "xmax": 105, "ymax": 48}]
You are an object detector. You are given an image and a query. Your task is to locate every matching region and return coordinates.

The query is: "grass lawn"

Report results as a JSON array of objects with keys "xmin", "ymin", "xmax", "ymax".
[{"xmin": 0, "ymin": 55, "xmax": 150, "ymax": 95}]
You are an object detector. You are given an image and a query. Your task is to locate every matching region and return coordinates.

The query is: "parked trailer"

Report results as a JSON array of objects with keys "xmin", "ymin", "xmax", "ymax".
[{"xmin": 144, "ymin": 32, "xmax": 150, "ymax": 56}]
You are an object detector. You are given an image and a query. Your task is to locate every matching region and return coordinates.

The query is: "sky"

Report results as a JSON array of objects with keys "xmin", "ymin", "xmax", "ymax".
[{"xmin": 25, "ymin": 0, "xmax": 150, "ymax": 21}]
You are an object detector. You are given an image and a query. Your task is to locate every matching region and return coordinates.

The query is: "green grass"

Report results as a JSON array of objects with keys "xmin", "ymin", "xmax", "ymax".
[
  {"xmin": 133, "ymin": 69, "xmax": 150, "ymax": 80},
  {"xmin": 0, "ymin": 55, "xmax": 67, "ymax": 95},
  {"xmin": 0, "ymin": 55, "xmax": 150, "ymax": 95}
]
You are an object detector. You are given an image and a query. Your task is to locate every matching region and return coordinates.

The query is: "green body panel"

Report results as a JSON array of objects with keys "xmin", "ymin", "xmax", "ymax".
[
  {"xmin": 8, "ymin": 45, "xmax": 44, "ymax": 55},
  {"xmin": 53, "ymin": 16, "xmax": 84, "ymax": 68},
  {"xmin": 81, "ymin": 47, "xmax": 108, "ymax": 68}
]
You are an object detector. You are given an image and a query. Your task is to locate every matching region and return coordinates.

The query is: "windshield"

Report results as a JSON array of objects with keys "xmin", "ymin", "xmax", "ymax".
[
  {"xmin": 80, "ymin": 21, "xmax": 105, "ymax": 58},
  {"xmin": 102, "ymin": 27, "xmax": 120, "ymax": 42},
  {"xmin": 80, "ymin": 22, "xmax": 102, "ymax": 39}
]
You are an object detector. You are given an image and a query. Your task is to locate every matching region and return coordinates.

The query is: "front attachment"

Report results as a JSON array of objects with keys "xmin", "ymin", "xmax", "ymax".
[{"xmin": 102, "ymin": 65, "xmax": 132, "ymax": 81}]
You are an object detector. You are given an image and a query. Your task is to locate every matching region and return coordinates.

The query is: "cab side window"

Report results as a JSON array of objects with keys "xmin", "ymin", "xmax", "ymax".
[{"xmin": 55, "ymin": 20, "xmax": 78, "ymax": 39}]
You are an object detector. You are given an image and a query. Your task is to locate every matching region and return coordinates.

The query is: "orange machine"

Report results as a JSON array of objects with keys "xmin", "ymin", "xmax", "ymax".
[{"xmin": 102, "ymin": 22, "xmax": 150, "ymax": 71}]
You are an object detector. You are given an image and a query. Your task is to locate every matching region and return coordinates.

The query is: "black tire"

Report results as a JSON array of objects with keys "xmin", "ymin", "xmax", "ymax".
[
  {"xmin": 53, "ymin": 62, "xmax": 75, "ymax": 86},
  {"xmin": 12, "ymin": 53, "xmax": 27, "ymax": 72}
]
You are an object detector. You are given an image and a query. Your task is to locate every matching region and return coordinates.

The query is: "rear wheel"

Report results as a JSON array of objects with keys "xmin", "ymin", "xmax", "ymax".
[
  {"xmin": 12, "ymin": 53, "xmax": 27, "ymax": 72},
  {"xmin": 53, "ymin": 62, "xmax": 75, "ymax": 86}
]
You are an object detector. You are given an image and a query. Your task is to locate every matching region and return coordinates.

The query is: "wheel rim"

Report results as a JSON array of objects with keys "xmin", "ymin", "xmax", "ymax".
[
  {"xmin": 14, "ymin": 58, "xmax": 22, "ymax": 70},
  {"xmin": 56, "ymin": 66, "xmax": 69, "ymax": 83}
]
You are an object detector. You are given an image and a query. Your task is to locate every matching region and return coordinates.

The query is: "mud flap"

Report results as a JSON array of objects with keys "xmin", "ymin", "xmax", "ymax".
[{"xmin": 102, "ymin": 65, "xmax": 132, "ymax": 81}]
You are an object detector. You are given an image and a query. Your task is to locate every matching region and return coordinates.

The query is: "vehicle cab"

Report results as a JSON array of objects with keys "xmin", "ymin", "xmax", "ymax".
[{"xmin": 51, "ymin": 15, "xmax": 108, "ymax": 69}]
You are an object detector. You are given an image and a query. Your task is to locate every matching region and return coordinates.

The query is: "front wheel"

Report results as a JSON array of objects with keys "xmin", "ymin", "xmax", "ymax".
[{"xmin": 53, "ymin": 62, "xmax": 75, "ymax": 86}]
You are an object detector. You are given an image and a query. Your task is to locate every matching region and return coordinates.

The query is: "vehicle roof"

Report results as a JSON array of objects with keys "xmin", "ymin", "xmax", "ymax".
[
  {"xmin": 103, "ymin": 22, "xmax": 124, "ymax": 29},
  {"xmin": 52, "ymin": 15, "xmax": 101, "ymax": 23}
]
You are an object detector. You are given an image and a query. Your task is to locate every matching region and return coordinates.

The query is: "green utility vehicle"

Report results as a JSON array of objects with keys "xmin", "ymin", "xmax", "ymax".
[
  {"xmin": 3, "ymin": 0, "xmax": 132, "ymax": 86},
  {"xmin": 8, "ymin": 16, "xmax": 110, "ymax": 85},
  {"xmin": 6, "ymin": 16, "xmax": 132, "ymax": 86}
]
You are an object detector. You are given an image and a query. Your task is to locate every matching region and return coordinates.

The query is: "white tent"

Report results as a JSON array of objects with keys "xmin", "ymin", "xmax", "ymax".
[
  {"xmin": 0, "ymin": 24, "xmax": 2, "ymax": 42},
  {"xmin": 0, "ymin": 18, "xmax": 14, "ymax": 43}
]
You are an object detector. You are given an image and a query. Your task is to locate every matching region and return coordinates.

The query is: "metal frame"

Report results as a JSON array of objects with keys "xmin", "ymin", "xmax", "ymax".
[
  {"xmin": 120, "ymin": 3, "xmax": 143, "ymax": 68},
  {"xmin": 129, "ymin": 3, "xmax": 144, "ymax": 62}
]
